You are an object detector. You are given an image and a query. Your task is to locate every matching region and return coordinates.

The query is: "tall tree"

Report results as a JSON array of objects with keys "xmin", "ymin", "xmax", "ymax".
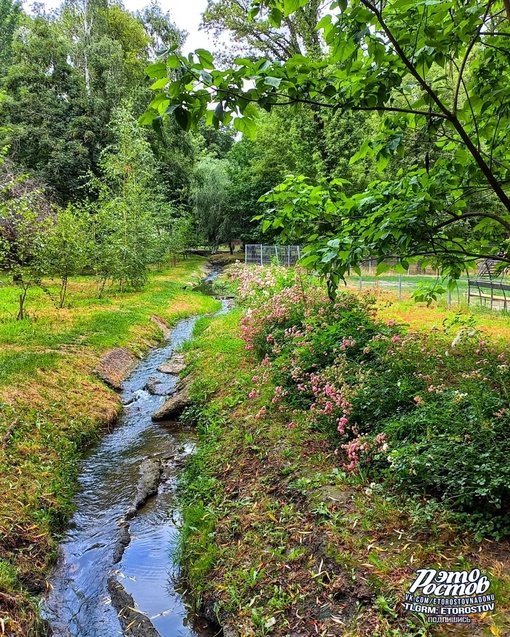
[
  {"xmin": 201, "ymin": 0, "xmax": 324, "ymax": 61},
  {"xmin": 192, "ymin": 157, "xmax": 233, "ymax": 251},
  {"xmin": 136, "ymin": 0, "xmax": 185, "ymax": 57},
  {"xmin": 0, "ymin": 0, "xmax": 21, "ymax": 78},
  {"xmin": 0, "ymin": 14, "xmax": 86, "ymax": 200},
  {"xmin": 0, "ymin": 1, "xmax": 185, "ymax": 202},
  {"xmin": 0, "ymin": 167, "xmax": 53, "ymax": 319},
  {"xmin": 92, "ymin": 104, "xmax": 172, "ymax": 293}
]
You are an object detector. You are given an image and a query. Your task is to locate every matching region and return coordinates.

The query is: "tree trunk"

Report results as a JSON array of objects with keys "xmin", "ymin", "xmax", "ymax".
[
  {"xmin": 59, "ymin": 275, "xmax": 68, "ymax": 309},
  {"xmin": 17, "ymin": 285, "xmax": 29, "ymax": 320}
]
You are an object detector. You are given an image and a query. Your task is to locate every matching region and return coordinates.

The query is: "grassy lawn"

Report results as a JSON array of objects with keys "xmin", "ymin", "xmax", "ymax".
[
  {"xmin": 342, "ymin": 282, "xmax": 510, "ymax": 342},
  {"xmin": 177, "ymin": 299, "xmax": 510, "ymax": 637},
  {"xmin": 344, "ymin": 273, "xmax": 489, "ymax": 311},
  {"xmin": 0, "ymin": 257, "xmax": 220, "ymax": 636}
]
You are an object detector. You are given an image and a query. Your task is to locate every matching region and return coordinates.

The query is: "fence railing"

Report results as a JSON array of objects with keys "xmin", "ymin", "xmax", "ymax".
[
  {"xmin": 241, "ymin": 249, "xmax": 510, "ymax": 310},
  {"xmin": 245, "ymin": 244, "xmax": 301, "ymax": 266}
]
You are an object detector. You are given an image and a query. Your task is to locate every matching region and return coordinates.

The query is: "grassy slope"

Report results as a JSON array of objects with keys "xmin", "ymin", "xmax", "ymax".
[
  {"xmin": 178, "ymin": 307, "xmax": 510, "ymax": 637},
  {"xmin": 0, "ymin": 257, "xmax": 220, "ymax": 636}
]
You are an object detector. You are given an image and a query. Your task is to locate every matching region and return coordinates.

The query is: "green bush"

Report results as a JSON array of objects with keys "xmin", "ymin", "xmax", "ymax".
[{"xmin": 233, "ymin": 266, "xmax": 510, "ymax": 537}]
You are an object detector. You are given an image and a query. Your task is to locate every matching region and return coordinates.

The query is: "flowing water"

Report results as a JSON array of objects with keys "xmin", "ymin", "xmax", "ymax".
[{"xmin": 43, "ymin": 296, "xmax": 229, "ymax": 637}]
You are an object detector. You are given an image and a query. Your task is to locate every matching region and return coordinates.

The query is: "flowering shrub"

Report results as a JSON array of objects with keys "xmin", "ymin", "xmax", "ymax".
[{"xmin": 228, "ymin": 264, "xmax": 510, "ymax": 538}]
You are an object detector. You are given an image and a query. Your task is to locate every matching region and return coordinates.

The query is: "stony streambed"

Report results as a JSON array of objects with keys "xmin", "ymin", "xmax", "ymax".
[{"xmin": 43, "ymin": 298, "xmax": 229, "ymax": 636}]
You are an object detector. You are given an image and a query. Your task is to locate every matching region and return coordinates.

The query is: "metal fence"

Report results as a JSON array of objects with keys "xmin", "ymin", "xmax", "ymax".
[
  {"xmin": 245, "ymin": 245, "xmax": 302, "ymax": 266},
  {"xmin": 243, "ymin": 250, "xmax": 440, "ymax": 274},
  {"xmin": 360, "ymin": 258, "xmax": 438, "ymax": 276}
]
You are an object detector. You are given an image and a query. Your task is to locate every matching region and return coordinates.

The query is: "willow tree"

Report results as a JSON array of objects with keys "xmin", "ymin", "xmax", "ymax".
[{"xmin": 192, "ymin": 157, "xmax": 232, "ymax": 252}]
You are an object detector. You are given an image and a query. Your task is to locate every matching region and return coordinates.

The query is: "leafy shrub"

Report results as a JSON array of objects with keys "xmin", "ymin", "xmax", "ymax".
[{"xmin": 229, "ymin": 265, "xmax": 510, "ymax": 538}]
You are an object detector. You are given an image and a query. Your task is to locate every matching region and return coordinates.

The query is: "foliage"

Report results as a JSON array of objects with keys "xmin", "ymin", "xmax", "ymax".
[
  {"xmin": 167, "ymin": 213, "xmax": 198, "ymax": 257},
  {"xmin": 0, "ymin": 257, "xmax": 219, "ymax": 636},
  {"xmin": 175, "ymin": 300, "xmax": 510, "ymax": 636},
  {"xmin": 0, "ymin": 0, "xmax": 21, "ymax": 78},
  {"xmin": 43, "ymin": 204, "xmax": 92, "ymax": 307},
  {"xmin": 91, "ymin": 104, "xmax": 172, "ymax": 294},
  {"xmin": 0, "ymin": 0, "xmax": 185, "ymax": 203},
  {"xmin": 201, "ymin": 0, "xmax": 324, "ymax": 62},
  {"xmin": 0, "ymin": 174, "xmax": 52, "ymax": 319},
  {"xmin": 192, "ymin": 157, "xmax": 233, "ymax": 251},
  {"xmin": 229, "ymin": 264, "xmax": 510, "ymax": 538},
  {"xmin": 136, "ymin": 0, "xmax": 185, "ymax": 58},
  {"xmin": 145, "ymin": 0, "xmax": 510, "ymax": 296}
]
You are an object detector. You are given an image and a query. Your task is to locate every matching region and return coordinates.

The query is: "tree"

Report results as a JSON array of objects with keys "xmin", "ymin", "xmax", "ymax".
[
  {"xmin": 192, "ymin": 157, "xmax": 233, "ymax": 252},
  {"xmin": 0, "ymin": 0, "xmax": 21, "ymax": 78},
  {"xmin": 0, "ymin": 1, "xmax": 184, "ymax": 203},
  {"xmin": 136, "ymin": 1, "xmax": 185, "ymax": 58},
  {"xmin": 92, "ymin": 104, "xmax": 171, "ymax": 294},
  {"xmin": 43, "ymin": 204, "xmax": 91, "ymax": 307},
  {"xmin": 202, "ymin": 0, "xmax": 325, "ymax": 61},
  {"xmin": 166, "ymin": 214, "xmax": 197, "ymax": 261},
  {"xmin": 144, "ymin": 0, "xmax": 510, "ymax": 297},
  {"xmin": 0, "ymin": 172, "xmax": 52, "ymax": 319},
  {"xmin": 0, "ymin": 14, "xmax": 87, "ymax": 201}
]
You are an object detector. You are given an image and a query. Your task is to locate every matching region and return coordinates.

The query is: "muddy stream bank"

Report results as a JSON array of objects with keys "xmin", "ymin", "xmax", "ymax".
[{"xmin": 43, "ymin": 279, "xmax": 229, "ymax": 636}]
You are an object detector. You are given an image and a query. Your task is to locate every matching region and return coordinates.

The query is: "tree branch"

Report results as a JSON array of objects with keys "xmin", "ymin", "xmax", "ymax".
[
  {"xmin": 215, "ymin": 85, "xmax": 449, "ymax": 118},
  {"xmin": 359, "ymin": 0, "xmax": 510, "ymax": 214},
  {"xmin": 453, "ymin": 2, "xmax": 493, "ymax": 114},
  {"xmin": 431, "ymin": 211, "xmax": 510, "ymax": 234},
  {"xmin": 504, "ymin": 0, "xmax": 510, "ymax": 22}
]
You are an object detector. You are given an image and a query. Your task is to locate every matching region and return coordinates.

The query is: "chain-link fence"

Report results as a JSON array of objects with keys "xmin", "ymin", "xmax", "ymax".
[
  {"xmin": 245, "ymin": 245, "xmax": 301, "ymax": 266},
  {"xmin": 360, "ymin": 257, "xmax": 438, "ymax": 276},
  {"xmin": 242, "ymin": 249, "xmax": 510, "ymax": 310}
]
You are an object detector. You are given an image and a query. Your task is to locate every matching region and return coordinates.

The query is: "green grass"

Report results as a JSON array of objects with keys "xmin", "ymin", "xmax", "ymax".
[{"xmin": 0, "ymin": 352, "xmax": 60, "ymax": 385}]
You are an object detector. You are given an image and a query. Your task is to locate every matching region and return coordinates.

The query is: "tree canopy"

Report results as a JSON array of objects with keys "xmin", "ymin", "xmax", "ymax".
[{"xmin": 144, "ymin": 0, "xmax": 510, "ymax": 295}]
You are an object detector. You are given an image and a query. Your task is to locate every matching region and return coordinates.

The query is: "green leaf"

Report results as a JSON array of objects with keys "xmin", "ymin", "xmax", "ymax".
[
  {"xmin": 150, "ymin": 77, "xmax": 168, "ymax": 90},
  {"xmin": 214, "ymin": 102, "xmax": 224, "ymax": 122},
  {"xmin": 376, "ymin": 151, "xmax": 390, "ymax": 172},
  {"xmin": 145, "ymin": 62, "xmax": 167, "ymax": 79},
  {"xmin": 174, "ymin": 106, "xmax": 192, "ymax": 131},
  {"xmin": 195, "ymin": 48, "xmax": 214, "ymax": 69},
  {"xmin": 234, "ymin": 117, "xmax": 257, "ymax": 139},
  {"xmin": 376, "ymin": 262, "xmax": 391, "ymax": 275},
  {"xmin": 283, "ymin": 0, "xmax": 308, "ymax": 16},
  {"xmin": 349, "ymin": 141, "xmax": 371, "ymax": 165},
  {"xmin": 151, "ymin": 116, "xmax": 164, "ymax": 140},
  {"xmin": 167, "ymin": 56, "xmax": 182, "ymax": 69},
  {"xmin": 264, "ymin": 76, "xmax": 282, "ymax": 88},
  {"xmin": 200, "ymin": 69, "xmax": 213, "ymax": 84},
  {"xmin": 269, "ymin": 7, "xmax": 282, "ymax": 27},
  {"xmin": 138, "ymin": 111, "xmax": 157, "ymax": 125},
  {"xmin": 299, "ymin": 254, "xmax": 318, "ymax": 267}
]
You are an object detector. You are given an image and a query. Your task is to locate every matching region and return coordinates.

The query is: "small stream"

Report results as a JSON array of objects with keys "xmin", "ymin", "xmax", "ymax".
[{"xmin": 43, "ymin": 290, "xmax": 228, "ymax": 636}]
